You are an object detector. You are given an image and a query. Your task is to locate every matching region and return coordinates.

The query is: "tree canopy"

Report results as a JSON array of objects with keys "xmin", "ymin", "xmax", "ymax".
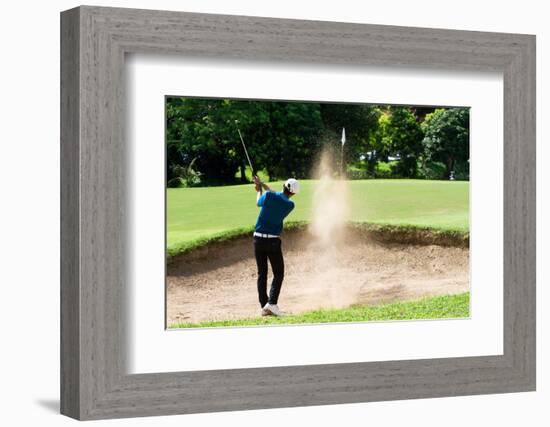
[
  {"xmin": 166, "ymin": 97, "xmax": 470, "ymax": 185},
  {"xmin": 167, "ymin": 98, "xmax": 323, "ymax": 184},
  {"xmin": 422, "ymin": 108, "xmax": 470, "ymax": 179}
]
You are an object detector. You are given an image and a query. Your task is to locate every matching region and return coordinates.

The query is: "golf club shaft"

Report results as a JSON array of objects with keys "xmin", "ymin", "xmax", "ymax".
[{"xmin": 236, "ymin": 126, "xmax": 255, "ymax": 174}]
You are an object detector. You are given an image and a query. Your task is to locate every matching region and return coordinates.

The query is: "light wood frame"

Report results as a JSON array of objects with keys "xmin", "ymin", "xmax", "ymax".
[{"xmin": 60, "ymin": 5, "xmax": 536, "ymax": 420}]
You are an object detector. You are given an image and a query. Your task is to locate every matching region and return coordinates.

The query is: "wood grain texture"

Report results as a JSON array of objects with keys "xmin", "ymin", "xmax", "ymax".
[
  {"xmin": 60, "ymin": 5, "xmax": 536, "ymax": 420},
  {"xmin": 60, "ymin": 7, "xmax": 80, "ymax": 419}
]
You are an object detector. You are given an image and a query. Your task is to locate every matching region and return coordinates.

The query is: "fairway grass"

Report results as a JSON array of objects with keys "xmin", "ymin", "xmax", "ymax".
[
  {"xmin": 169, "ymin": 292, "xmax": 470, "ymax": 329},
  {"xmin": 167, "ymin": 179, "xmax": 469, "ymax": 254}
]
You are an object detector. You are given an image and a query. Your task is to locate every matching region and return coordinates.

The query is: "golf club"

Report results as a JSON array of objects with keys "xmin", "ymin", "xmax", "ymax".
[{"xmin": 234, "ymin": 120, "xmax": 255, "ymax": 175}]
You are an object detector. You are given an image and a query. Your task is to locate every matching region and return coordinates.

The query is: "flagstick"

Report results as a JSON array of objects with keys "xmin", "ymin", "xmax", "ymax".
[
  {"xmin": 341, "ymin": 142, "xmax": 344, "ymax": 177},
  {"xmin": 340, "ymin": 127, "xmax": 346, "ymax": 178}
]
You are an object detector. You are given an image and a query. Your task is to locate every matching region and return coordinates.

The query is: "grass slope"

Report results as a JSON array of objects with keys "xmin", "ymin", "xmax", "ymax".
[
  {"xmin": 170, "ymin": 292, "xmax": 470, "ymax": 329},
  {"xmin": 167, "ymin": 179, "xmax": 469, "ymax": 253}
]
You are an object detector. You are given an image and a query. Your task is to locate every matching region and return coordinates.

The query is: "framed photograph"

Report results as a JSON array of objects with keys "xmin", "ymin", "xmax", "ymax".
[
  {"xmin": 164, "ymin": 97, "xmax": 472, "ymax": 330},
  {"xmin": 60, "ymin": 5, "xmax": 536, "ymax": 420}
]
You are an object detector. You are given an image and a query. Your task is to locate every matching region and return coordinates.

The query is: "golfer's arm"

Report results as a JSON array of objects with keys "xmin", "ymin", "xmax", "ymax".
[{"xmin": 261, "ymin": 182, "xmax": 272, "ymax": 192}]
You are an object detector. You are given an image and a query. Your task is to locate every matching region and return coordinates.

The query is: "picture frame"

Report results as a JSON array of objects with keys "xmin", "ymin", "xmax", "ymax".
[{"xmin": 60, "ymin": 5, "xmax": 536, "ymax": 420}]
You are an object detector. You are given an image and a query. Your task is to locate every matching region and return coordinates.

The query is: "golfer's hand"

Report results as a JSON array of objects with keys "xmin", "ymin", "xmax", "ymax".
[{"xmin": 253, "ymin": 175, "xmax": 262, "ymax": 192}]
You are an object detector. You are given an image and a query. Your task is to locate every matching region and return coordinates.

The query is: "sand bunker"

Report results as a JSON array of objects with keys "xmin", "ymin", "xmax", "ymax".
[
  {"xmin": 167, "ymin": 150, "xmax": 468, "ymax": 326},
  {"xmin": 166, "ymin": 230, "xmax": 469, "ymax": 325}
]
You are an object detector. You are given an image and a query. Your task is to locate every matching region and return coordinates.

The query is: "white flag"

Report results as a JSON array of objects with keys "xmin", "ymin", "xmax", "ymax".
[{"xmin": 341, "ymin": 127, "xmax": 346, "ymax": 146}]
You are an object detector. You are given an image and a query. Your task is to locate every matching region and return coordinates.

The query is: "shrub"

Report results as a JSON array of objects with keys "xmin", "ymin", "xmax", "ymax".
[
  {"xmin": 417, "ymin": 161, "xmax": 447, "ymax": 180},
  {"xmin": 170, "ymin": 158, "xmax": 202, "ymax": 187},
  {"xmin": 167, "ymin": 177, "xmax": 186, "ymax": 188},
  {"xmin": 391, "ymin": 156, "xmax": 418, "ymax": 178},
  {"xmin": 346, "ymin": 164, "xmax": 372, "ymax": 180},
  {"xmin": 376, "ymin": 161, "xmax": 395, "ymax": 178},
  {"xmin": 452, "ymin": 161, "xmax": 470, "ymax": 180}
]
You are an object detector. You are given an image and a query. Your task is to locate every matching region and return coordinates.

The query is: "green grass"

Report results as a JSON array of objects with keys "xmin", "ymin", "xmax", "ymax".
[
  {"xmin": 166, "ymin": 221, "xmax": 308, "ymax": 257},
  {"xmin": 169, "ymin": 292, "xmax": 470, "ymax": 329},
  {"xmin": 167, "ymin": 179, "xmax": 469, "ymax": 254}
]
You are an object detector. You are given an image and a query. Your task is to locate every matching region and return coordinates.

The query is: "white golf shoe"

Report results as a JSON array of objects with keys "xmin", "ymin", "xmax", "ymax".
[{"xmin": 263, "ymin": 303, "xmax": 284, "ymax": 317}]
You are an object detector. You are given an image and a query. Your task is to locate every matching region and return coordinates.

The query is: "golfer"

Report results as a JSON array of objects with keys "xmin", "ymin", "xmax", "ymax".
[{"xmin": 252, "ymin": 175, "xmax": 299, "ymax": 317}]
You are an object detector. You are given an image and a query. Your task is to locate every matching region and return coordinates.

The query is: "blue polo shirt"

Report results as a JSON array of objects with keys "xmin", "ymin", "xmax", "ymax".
[{"xmin": 255, "ymin": 191, "xmax": 295, "ymax": 236}]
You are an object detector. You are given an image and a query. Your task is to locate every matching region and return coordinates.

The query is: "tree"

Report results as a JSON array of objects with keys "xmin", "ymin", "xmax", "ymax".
[
  {"xmin": 261, "ymin": 102, "xmax": 323, "ymax": 179},
  {"xmin": 166, "ymin": 98, "xmax": 323, "ymax": 184},
  {"xmin": 411, "ymin": 106, "xmax": 437, "ymax": 122},
  {"xmin": 422, "ymin": 108, "xmax": 470, "ymax": 179},
  {"xmin": 384, "ymin": 106, "xmax": 424, "ymax": 177},
  {"xmin": 319, "ymin": 103, "xmax": 380, "ymax": 170},
  {"xmin": 166, "ymin": 97, "xmax": 246, "ymax": 183}
]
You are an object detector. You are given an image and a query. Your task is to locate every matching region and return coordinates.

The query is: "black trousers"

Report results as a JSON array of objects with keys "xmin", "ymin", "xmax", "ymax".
[{"xmin": 253, "ymin": 236, "xmax": 284, "ymax": 307}]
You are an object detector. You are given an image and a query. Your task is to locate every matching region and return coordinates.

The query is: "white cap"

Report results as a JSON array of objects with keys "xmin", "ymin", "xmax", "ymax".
[{"xmin": 284, "ymin": 178, "xmax": 300, "ymax": 194}]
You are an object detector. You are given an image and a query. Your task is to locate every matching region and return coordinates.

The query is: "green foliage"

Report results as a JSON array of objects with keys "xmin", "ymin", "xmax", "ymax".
[
  {"xmin": 345, "ymin": 164, "xmax": 371, "ymax": 180},
  {"xmin": 417, "ymin": 160, "xmax": 447, "ymax": 180},
  {"xmin": 166, "ymin": 177, "xmax": 185, "ymax": 188},
  {"xmin": 367, "ymin": 106, "xmax": 425, "ymax": 177},
  {"xmin": 234, "ymin": 166, "xmax": 270, "ymax": 183},
  {"xmin": 375, "ymin": 161, "xmax": 394, "ymax": 178},
  {"xmin": 166, "ymin": 98, "xmax": 469, "ymax": 185},
  {"xmin": 319, "ymin": 103, "xmax": 380, "ymax": 169},
  {"xmin": 166, "ymin": 97, "xmax": 323, "ymax": 184},
  {"xmin": 385, "ymin": 107, "xmax": 424, "ymax": 177},
  {"xmin": 262, "ymin": 102, "xmax": 324, "ymax": 179},
  {"xmin": 452, "ymin": 161, "xmax": 470, "ymax": 181},
  {"xmin": 169, "ymin": 292, "xmax": 470, "ymax": 328},
  {"xmin": 422, "ymin": 107, "xmax": 470, "ymax": 179},
  {"xmin": 367, "ymin": 109, "xmax": 391, "ymax": 166},
  {"xmin": 169, "ymin": 158, "xmax": 202, "ymax": 187}
]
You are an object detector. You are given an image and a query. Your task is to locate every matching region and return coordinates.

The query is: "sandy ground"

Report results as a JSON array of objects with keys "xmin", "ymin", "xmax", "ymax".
[{"xmin": 167, "ymin": 232, "xmax": 469, "ymax": 325}]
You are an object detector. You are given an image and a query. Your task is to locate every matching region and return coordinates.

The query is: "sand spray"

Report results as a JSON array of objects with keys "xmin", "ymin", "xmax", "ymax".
[
  {"xmin": 309, "ymin": 149, "xmax": 350, "ymax": 245},
  {"xmin": 297, "ymin": 148, "xmax": 363, "ymax": 309}
]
